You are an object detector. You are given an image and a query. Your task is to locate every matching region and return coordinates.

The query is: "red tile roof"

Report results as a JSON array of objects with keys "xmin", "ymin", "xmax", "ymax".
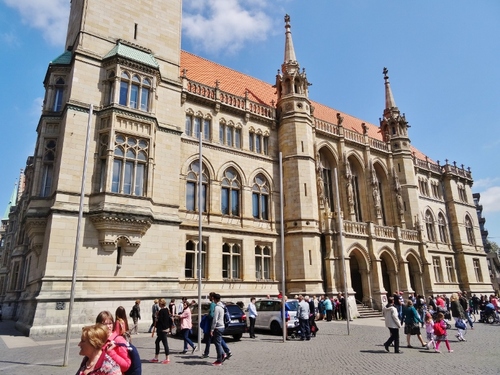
[{"xmin": 180, "ymin": 50, "xmax": 430, "ymax": 161}]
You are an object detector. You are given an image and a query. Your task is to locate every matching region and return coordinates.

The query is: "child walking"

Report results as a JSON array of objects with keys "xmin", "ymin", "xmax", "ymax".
[
  {"xmin": 433, "ymin": 312, "xmax": 453, "ymax": 353},
  {"xmin": 424, "ymin": 313, "xmax": 436, "ymax": 350}
]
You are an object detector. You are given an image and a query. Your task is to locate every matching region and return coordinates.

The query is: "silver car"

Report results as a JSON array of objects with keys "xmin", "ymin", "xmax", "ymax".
[{"xmin": 253, "ymin": 299, "xmax": 299, "ymax": 335}]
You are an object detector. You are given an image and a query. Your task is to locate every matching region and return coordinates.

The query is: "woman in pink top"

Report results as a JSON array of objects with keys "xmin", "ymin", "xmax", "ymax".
[
  {"xmin": 178, "ymin": 301, "xmax": 197, "ymax": 354},
  {"xmin": 96, "ymin": 310, "xmax": 131, "ymax": 372}
]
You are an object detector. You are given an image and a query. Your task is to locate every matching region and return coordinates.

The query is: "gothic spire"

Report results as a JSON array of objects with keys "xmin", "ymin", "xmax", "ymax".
[
  {"xmin": 383, "ymin": 67, "xmax": 397, "ymax": 113},
  {"xmin": 284, "ymin": 14, "xmax": 297, "ymax": 64}
]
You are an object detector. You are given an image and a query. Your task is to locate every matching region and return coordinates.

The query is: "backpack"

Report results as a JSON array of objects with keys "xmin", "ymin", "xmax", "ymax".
[
  {"xmin": 433, "ymin": 321, "xmax": 445, "ymax": 336},
  {"xmin": 223, "ymin": 304, "xmax": 231, "ymax": 327},
  {"xmin": 116, "ymin": 342, "xmax": 142, "ymax": 375}
]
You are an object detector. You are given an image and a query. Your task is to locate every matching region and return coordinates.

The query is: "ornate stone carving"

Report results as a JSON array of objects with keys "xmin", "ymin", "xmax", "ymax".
[
  {"xmin": 25, "ymin": 218, "xmax": 47, "ymax": 256},
  {"xmin": 89, "ymin": 214, "xmax": 152, "ymax": 253}
]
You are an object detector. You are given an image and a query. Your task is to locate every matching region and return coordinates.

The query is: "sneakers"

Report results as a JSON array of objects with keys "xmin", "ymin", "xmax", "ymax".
[
  {"xmin": 192, "ymin": 345, "xmax": 197, "ymax": 354},
  {"xmin": 201, "ymin": 354, "xmax": 209, "ymax": 358},
  {"xmin": 212, "ymin": 361, "xmax": 223, "ymax": 366},
  {"xmin": 149, "ymin": 358, "xmax": 159, "ymax": 363},
  {"xmin": 161, "ymin": 359, "xmax": 170, "ymax": 364},
  {"xmin": 221, "ymin": 354, "xmax": 227, "ymax": 363},
  {"xmin": 225, "ymin": 352, "xmax": 232, "ymax": 360},
  {"xmin": 448, "ymin": 350, "xmax": 454, "ymax": 353},
  {"xmin": 384, "ymin": 344, "xmax": 389, "ymax": 353},
  {"xmin": 435, "ymin": 349, "xmax": 441, "ymax": 353},
  {"xmin": 180, "ymin": 351, "xmax": 187, "ymax": 354}
]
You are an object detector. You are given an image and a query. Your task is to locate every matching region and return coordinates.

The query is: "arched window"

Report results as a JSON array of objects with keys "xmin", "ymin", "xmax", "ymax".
[
  {"xmin": 438, "ymin": 213, "xmax": 448, "ymax": 243},
  {"xmin": 40, "ymin": 139, "xmax": 57, "ymax": 197},
  {"xmin": 252, "ymin": 174, "xmax": 269, "ymax": 220},
  {"xmin": 53, "ymin": 78, "xmax": 65, "ymax": 111},
  {"xmin": 118, "ymin": 70, "xmax": 151, "ymax": 111},
  {"xmin": 186, "ymin": 161, "xmax": 208, "ymax": 212},
  {"xmin": 465, "ymin": 216, "xmax": 475, "ymax": 245},
  {"xmin": 111, "ymin": 134, "xmax": 148, "ymax": 196},
  {"xmin": 425, "ymin": 210, "xmax": 436, "ymax": 242},
  {"xmin": 255, "ymin": 245, "xmax": 271, "ymax": 280},
  {"xmin": 185, "ymin": 239, "xmax": 206, "ymax": 278},
  {"xmin": 222, "ymin": 242, "xmax": 241, "ymax": 279},
  {"xmin": 221, "ymin": 167, "xmax": 240, "ymax": 216}
]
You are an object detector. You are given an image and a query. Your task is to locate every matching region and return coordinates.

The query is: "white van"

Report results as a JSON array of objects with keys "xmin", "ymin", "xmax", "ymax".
[{"xmin": 253, "ymin": 299, "xmax": 299, "ymax": 335}]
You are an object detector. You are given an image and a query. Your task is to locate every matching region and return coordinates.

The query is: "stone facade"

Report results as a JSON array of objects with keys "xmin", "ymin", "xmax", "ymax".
[{"xmin": 0, "ymin": 0, "xmax": 493, "ymax": 335}]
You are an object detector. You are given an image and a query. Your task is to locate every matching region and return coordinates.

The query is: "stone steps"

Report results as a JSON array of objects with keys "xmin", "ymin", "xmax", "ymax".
[{"xmin": 357, "ymin": 303, "xmax": 382, "ymax": 318}]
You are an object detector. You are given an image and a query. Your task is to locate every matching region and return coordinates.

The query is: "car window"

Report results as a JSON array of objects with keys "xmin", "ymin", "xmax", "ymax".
[
  {"xmin": 286, "ymin": 301, "xmax": 299, "ymax": 311},
  {"xmin": 227, "ymin": 305, "xmax": 242, "ymax": 315}
]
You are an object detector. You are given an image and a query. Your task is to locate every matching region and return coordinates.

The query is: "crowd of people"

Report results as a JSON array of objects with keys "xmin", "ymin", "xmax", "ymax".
[{"xmin": 382, "ymin": 290, "xmax": 500, "ymax": 355}]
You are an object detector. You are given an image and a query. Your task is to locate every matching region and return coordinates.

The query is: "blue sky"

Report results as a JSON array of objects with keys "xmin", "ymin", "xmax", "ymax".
[{"xmin": 1, "ymin": 0, "xmax": 499, "ymax": 243}]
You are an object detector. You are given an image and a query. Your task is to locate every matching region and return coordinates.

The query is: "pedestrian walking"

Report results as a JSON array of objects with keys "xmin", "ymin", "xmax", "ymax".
[
  {"xmin": 150, "ymin": 298, "xmax": 172, "ymax": 364},
  {"xmin": 297, "ymin": 295, "xmax": 311, "ymax": 341},
  {"xmin": 210, "ymin": 293, "xmax": 227, "ymax": 366},
  {"xmin": 402, "ymin": 299, "xmax": 426, "ymax": 348},
  {"xmin": 148, "ymin": 299, "xmax": 159, "ymax": 333},
  {"xmin": 424, "ymin": 312, "xmax": 436, "ymax": 350},
  {"xmin": 382, "ymin": 297, "xmax": 403, "ymax": 354},
  {"xmin": 76, "ymin": 324, "xmax": 121, "ymax": 375},
  {"xmin": 178, "ymin": 300, "xmax": 197, "ymax": 354},
  {"xmin": 433, "ymin": 312, "xmax": 453, "ymax": 353},
  {"xmin": 130, "ymin": 300, "xmax": 141, "ymax": 335}
]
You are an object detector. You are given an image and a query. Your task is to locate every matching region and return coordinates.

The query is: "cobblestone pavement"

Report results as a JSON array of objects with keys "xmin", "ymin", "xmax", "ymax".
[{"xmin": 1, "ymin": 317, "xmax": 499, "ymax": 374}]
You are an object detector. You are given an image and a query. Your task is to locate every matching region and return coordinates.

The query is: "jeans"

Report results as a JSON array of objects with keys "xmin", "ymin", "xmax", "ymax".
[
  {"xmin": 212, "ymin": 328, "xmax": 224, "ymax": 362},
  {"xmin": 182, "ymin": 328, "xmax": 195, "ymax": 351},
  {"xmin": 249, "ymin": 317, "xmax": 256, "ymax": 337},
  {"xmin": 384, "ymin": 327, "xmax": 400, "ymax": 352},
  {"xmin": 299, "ymin": 318, "xmax": 311, "ymax": 339}
]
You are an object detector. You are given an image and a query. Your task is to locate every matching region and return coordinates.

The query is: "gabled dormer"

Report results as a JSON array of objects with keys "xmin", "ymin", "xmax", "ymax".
[{"xmin": 379, "ymin": 68, "xmax": 411, "ymax": 154}]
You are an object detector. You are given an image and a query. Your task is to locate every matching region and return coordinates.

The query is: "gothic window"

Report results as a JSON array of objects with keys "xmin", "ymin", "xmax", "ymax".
[
  {"xmin": 473, "ymin": 258, "xmax": 483, "ymax": 282},
  {"xmin": 219, "ymin": 122, "xmax": 240, "ymax": 149},
  {"xmin": 53, "ymin": 78, "xmax": 65, "ymax": 111},
  {"xmin": 40, "ymin": 139, "xmax": 57, "ymax": 197},
  {"xmin": 425, "ymin": 210, "xmax": 436, "ymax": 242},
  {"xmin": 419, "ymin": 178, "xmax": 430, "ymax": 196},
  {"xmin": 255, "ymin": 245, "xmax": 271, "ymax": 280},
  {"xmin": 222, "ymin": 241, "xmax": 241, "ymax": 279},
  {"xmin": 438, "ymin": 213, "xmax": 448, "ymax": 243},
  {"xmin": 352, "ymin": 174, "xmax": 362, "ymax": 222},
  {"xmin": 465, "ymin": 215, "xmax": 475, "ymax": 245},
  {"xmin": 186, "ymin": 161, "xmax": 208, "ymax": 212},
  {"xmin": 99, "ymin": 134, "xmax": 109, "ymax": 192},
  {"xmin": 221, "ymin": 167, "xmax": 240, "ymax": 216},
  {"xmin": 252, "ymin": 174, "xmax": 269, "ymax": 220},
  {"xmin": 248, "ymin": 130, "xmax": 269, "ymax": 155},
  {"xmin": 432, "ymin": 256, "xmax": 443, "ymax": 283},
  {"xmin": 9, "ymin": 261, "xmax": 20, "ymax": 291},
  {"xmin": 118, "ymin": 71, "xmax": 151, "ymax": 112},
  {"xmin": 458, "ymin": 184, "xmax": 468, "ymax": 202},
  {"xmin": 319, "ymin": 154, "xmax": 335, "ymax": 210},
  {"xmin": 111, "ymin": 134, "xmax": 148, "ymax": 196},
  {"xmin": 106, "ymin": 71, "xmax": 115, "ymax": 105},
  {"xmin": 186, "ymin": 114, "xmax": 210, "ymax": 140},
  {"xmin": 431, "ymin": 181, "xmax": 442, "ymax": 199},
  {"xmin": 185, "ymin": 239, "xmax": 206, "ymax": 279},
  {"xmin": 445, "ymin": 257, "xmax": 456, "ymax": 283}
]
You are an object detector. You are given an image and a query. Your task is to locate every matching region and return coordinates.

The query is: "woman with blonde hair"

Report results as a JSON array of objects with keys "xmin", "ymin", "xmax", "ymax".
[
  {"xmin": 76, "ymin": 324, "xmax": 121, "ymax": 375},
  {"xmin": 95, "ymin": 310, "xmax": 131, "ymax": 372},
  {"xmin": 150, "ymin": 298, "xmax": 172, "ymax": 364}
]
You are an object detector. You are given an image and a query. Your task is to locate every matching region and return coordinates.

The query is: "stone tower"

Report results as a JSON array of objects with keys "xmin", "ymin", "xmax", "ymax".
[{"xmin": 276, "ymin": 15, "xmax": 322, "ymax": 295}]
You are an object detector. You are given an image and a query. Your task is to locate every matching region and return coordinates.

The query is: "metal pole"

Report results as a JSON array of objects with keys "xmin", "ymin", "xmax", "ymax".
[
  {"xmin": 197, "ymin": 130, "xmax": 203, "ymax": 351},
  {"xmin": 63, "ymin": 104, "xmax": 93, "ymax": 365},
  {"xmin": 333, "ymin": 168, "xmax": 350, "ymax": 335},
  {"xmin": 279, "ymin": 152, "xmax": 286, "ymax": 342}
]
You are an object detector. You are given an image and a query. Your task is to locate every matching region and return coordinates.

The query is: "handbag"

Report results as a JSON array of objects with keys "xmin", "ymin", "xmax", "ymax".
[{"xmin": 455, "ymin": 319, "xmax": 466, "ymax": 330}]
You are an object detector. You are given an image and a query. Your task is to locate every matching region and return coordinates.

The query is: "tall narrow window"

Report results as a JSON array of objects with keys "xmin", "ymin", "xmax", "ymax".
[
  {"xmin": 473, "ymin": 258, "xmax": 483, "ymax": 282},
  {"xmin": 119, "ymin": 72, "xmax": 129, "ymax": 105},
  {"xmin": 352, "ymin": 174, "xmax": 362, "ymax": 222},
  {"xmin": 252, "ymin": 174, "xmax": 269, "ymax": 220},
  {"xmin": 255, "ymin": 245, "xmax": 271, "ymax": 280},
  {"xmin": 221, "ymin": 167, "xmax": 240, "ymax": 216},
  {"xmin": 465, "ymin": 216, "xmax": 475, "ymax": 245},
  {"xmin": 432, "ymin": 257, "xmax": 443, "ymax": 283},
  {"xmin": 203, "ymin": 119, "xmax": 211, "ymax": 140},
  {"xmin": 110, "ymin": 134, "xmax": 148, "ymax": 196},
  {"xmin": 140, "ymin": 78, "xmax": 151, "ymax": 111},
  {"xmin": 222, "ymin": 242, "xmax": 241, "ymax": 279},
  {"xmin": 118, "ymin": 70, "xmax": 152, "ymax": 112},
  {"xmin": 130, "ymin": 75, "xmax": 140, "ymax": 108},
  {"xmin": 40, "ymin": 139, "xmax": 57, "ymax": 197},
  {"xmin": 53, "ymin": 78, "xmax": 65, "ymax": 111},
  {"xmin": 185, "ymin": 116, "xmax": 192, "ymax": 136},
  {"xmin": 185, "ymin": 239, "xmax": 206, "ymax": 278},
  {"xmin": 425, "ymin": 210, "xmax": 436, "ymax": 242},
  {"xmin": 445, "ymin": 257, "xmax": 456, "ymax": 282},
  {"xmin": 255, "ymin": 134, "xmax": 261, "ymax": 153},
  {"xmin": 186, "ymin": 161, "xmax": 208, "ymax": 212},
  {"xmin": 234, "ymin": 128, "xmax": 241, "ymax": 149},
  {"xmin": 99, "ymin": 133, "xmax": 109, "ymax": 192},
  {"xmin": 263, "ymin": 136, "xmax": 269, "ymax": 155},
  {"xmin": 438, "ymin": 213, "xmax": 448, "ymax": 243},
  {"xmin": 249, "ymin": 132, "xmax": 254, "ymax": 151}
]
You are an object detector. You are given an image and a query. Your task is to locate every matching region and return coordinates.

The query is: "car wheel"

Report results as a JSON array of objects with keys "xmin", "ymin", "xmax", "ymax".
[
  {"xmin": 232, "ymin": 333, "xmax": 242, "ymax": 341},
  {"xmin": 486, "ymin": 314, "xmax": 495, "ymax": 324},
  {"xmin": 270, "ymin": 321, "xmax": 281, "ymax": 336}
]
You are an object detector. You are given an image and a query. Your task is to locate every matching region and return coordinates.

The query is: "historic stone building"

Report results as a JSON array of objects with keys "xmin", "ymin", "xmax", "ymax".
[{"xmin": 0, "ymin": 0, "xmax": 493, "ymax": 335}]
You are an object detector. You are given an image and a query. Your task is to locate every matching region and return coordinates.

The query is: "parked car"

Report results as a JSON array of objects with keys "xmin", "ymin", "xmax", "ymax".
[
  {"xmin": 175, "ymin": 302, "xmax": 246, "ymax": 340},
  {"xmin": 253, "ymin": 298, "xmax": 299, "ymax": 335}
]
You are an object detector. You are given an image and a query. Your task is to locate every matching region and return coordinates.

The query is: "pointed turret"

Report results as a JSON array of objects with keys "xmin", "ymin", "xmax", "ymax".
[
  {"xmin": 276, "ymin": 14, "xmax": 310, "ymax": 101},
  {"xmin": 2, "ymin": 181, "xmax": 18, "ymax": 221},
  {"xmin": 383, "ymin": 67, "xmax": 398, "ymax": 115}
]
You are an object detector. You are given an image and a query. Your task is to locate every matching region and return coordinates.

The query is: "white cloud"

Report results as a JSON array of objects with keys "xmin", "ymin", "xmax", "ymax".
[
  {"xmin": 479, "ymin": 186, "xmax": 500, "ymax": 214},
  {"xmin": 183, "ymin": 0, "xmax": 275, "ymax": 54},
  {"xmin": 4, "ymin": 0, "xmax": 70, "ymax": 46}
]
